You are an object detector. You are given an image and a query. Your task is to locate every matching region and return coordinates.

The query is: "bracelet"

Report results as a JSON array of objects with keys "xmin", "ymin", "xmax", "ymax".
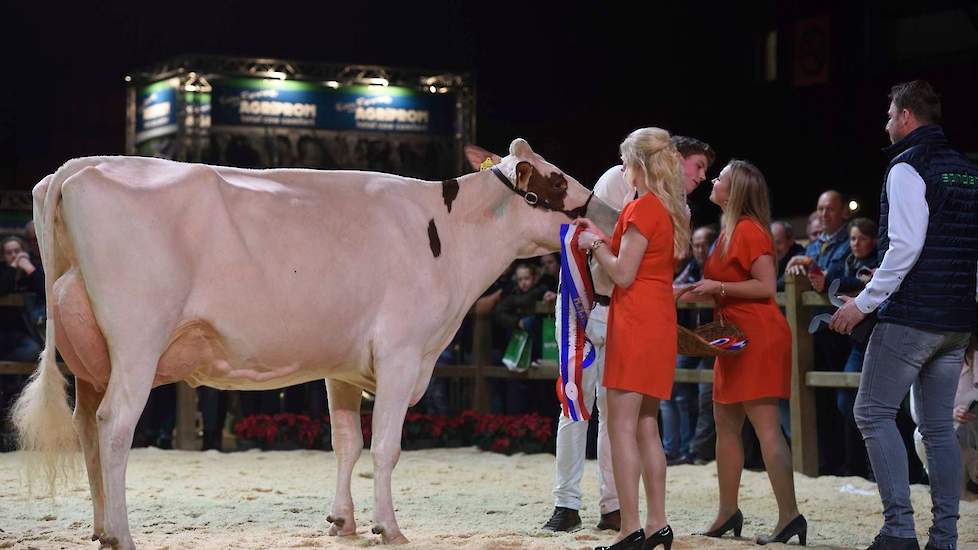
[
  {"xmin": 720, "ymin": 282, "xmax": 726, "ymax": 297},
  {"xmin": 590, "ymin": 239, "xmax": 606, "ymax": 251}
]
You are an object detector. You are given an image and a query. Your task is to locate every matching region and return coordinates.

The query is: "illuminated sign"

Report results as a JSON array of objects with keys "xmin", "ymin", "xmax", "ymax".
[
  {"xmin": 135, "ymin": 78, "xmax": 179, "ymax": 143},
  {"xmin": 211, "ymin": 78, "xmax": 453, "ymax": 134}
]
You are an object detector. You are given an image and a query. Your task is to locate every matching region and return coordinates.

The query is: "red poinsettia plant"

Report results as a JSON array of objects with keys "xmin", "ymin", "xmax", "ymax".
[
  {"xmin": 234, "ymin": 410, "xmax": 553, "ymax": 454},
  {"xmin": 233, "ymin": 413, "xmax": 320, "ymax": 449},
  {"xmin": 473, "ymin": 412, "xmax": 554, "ymax": 455}
]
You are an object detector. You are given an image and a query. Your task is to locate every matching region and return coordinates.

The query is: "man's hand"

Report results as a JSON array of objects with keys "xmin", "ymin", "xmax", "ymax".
[
  {"xmin": 809, "ymin": 269, "xmax": 826, "ymax": 293},
  {"xmin": 829, "ymin": 295, "xmax": 867, "ymax": 334},
  {"xmin": 954, "ymin": 405, "xmax": 977, "ymax": 424},
  {"xmin": 785, "ymin": 255, "xmax": 811, "ymax": 276}
]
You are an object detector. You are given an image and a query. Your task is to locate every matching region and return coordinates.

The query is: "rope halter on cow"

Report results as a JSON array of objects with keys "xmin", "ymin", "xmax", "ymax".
[{"xmin": 485, "ymin": 161, "xmax": 594, "ymax": 220}]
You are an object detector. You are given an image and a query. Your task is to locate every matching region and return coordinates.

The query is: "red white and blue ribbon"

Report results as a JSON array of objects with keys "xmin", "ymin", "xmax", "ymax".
[{"xmin": 555, "ymin": 223, "xmax": 596, "ymax": 421}]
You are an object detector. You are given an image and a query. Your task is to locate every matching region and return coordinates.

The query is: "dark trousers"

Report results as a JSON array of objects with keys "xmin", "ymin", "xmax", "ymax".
[
  {"xmin": 197, "ymin": 386, "xmax": 228, "ymax": 451},
  {"xmin": 690, "ymin": 356, "xmax": 716, "ymax": 461}
]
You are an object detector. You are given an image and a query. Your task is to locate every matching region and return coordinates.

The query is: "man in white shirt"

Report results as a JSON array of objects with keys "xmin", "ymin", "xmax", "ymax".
[
  {"xmin": 831, "ymin": 81, "xmax": 978, "ymax": 550},
  {"xmin": 543, "ymin": 136, "xmax": 715, "ymax": 532}
]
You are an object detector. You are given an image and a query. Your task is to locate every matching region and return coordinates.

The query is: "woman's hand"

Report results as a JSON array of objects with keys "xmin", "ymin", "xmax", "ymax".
[
  {"xmin": 574, "ymin": 218, "xmax": 609, "ymax": 244},
  {"xmin": 577, "ymin": 230, "xmax": 603, "ymax": 251},
  {"xmin": 690, "ymin": 279, "xmax": 722, "ymax": 296},
  {"xmin": 543, "ymin": 291, "xmax": 557, "ymax": 302}
]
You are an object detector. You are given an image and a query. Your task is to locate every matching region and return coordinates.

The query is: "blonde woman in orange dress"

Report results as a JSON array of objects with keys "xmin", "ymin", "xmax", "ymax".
[
  {"xmin": 577, "ymin": 128, "xmax": 689, "ymax": 550},
  {"xmin": 689, "ymin": 160, "xmax": 805, "ymax": 545}
]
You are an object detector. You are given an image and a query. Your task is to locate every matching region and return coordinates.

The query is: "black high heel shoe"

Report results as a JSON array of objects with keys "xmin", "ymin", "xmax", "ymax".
[
  {"xmin": 695, "ymin": 509, "xmax": 743, "ymax": 538},
  {"xmin": 756, "ymin": 514, "xmax": 807, "ymax": 546},
  {"xmin": 642, "ymin": 525, "xmax": 673, "ymax": 550},
  {"xmin": 595, "ymin": 528, "xmax": 645, "ymax": 550}
]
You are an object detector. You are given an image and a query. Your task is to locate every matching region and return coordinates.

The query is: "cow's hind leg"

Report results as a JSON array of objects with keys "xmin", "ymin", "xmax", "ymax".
[
  {"xmin": 96, "ymin": 351, "xmax": 158, "ymax": 550},
  {"xmin": 370, "ymin": 357, "xmax": 420, "ymax": 545},
  {"xmin": 325, "ymin": 379, "xmax": 363, "ymax": 536},
  {"xmin": 73, "ymin": 379, "xmax": 106, "ymax": 542}
]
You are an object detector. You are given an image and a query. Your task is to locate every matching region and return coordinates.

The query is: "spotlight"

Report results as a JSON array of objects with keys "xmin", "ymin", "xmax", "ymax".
[{"xmin": 849, "ymin": 200, "xmax": 859, "ymax": 212}]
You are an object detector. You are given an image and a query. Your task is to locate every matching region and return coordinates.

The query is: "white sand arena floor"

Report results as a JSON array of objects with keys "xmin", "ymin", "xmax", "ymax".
[{"xmin": 1, "ymin": 447, "xmax": 976, "ymax": 549}]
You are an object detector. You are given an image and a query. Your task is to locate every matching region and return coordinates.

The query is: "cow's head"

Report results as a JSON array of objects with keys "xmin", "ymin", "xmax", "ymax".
[{"xmin": 465, "ymin": 140, "xmax": 617, "ymax": 256}]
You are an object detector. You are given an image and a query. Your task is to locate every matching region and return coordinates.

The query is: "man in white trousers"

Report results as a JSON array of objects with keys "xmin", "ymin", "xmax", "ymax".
[{"xmin": 543, "ymin": 135, "xmax": 715, "ymax": 532}]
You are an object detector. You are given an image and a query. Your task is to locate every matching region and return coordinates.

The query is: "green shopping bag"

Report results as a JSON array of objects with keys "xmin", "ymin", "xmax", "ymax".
[
  {"xmin": 542, "ymin": 315, "xmax": 558, "ymax": 362},
  {"xmin": 502, "ymin": 329, "xmax": 531, "ymax": 372}
]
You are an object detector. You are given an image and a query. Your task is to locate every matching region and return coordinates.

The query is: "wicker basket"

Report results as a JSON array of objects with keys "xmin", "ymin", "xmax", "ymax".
[{"xmin": 675, "ymin": 287, "xmax": 746, "ymax": 358}]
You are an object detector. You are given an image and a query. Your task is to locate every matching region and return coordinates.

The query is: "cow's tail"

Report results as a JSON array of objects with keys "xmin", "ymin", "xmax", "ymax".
[{"xmin": 10, "ymin": 159, "xmax": 95, "ymax": 494}]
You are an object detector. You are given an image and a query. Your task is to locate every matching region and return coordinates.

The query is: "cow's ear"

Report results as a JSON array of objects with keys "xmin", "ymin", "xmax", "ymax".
[
  {"xmin": 515, "ymin": 161, "xmax": 534, "ymax": 189},
  {"xmin": 464, "ymin": 144, "xmax": 503, "ymax": 172}
]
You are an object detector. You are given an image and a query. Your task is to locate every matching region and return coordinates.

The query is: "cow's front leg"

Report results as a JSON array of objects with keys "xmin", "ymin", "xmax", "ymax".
[
  {"xmin": 325, "ymin": 379, "xmax": 363, "ymax": 536},
  {"xmin": 369, "ymin": 359, "xmax": 418, "ymax": 544}
]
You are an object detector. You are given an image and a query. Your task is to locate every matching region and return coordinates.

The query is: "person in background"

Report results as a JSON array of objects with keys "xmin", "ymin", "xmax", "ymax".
[
  {"xmin": 911, "ymin": 337, "xmax": 978, "ymax": 498},
  {"xmin": 661, "ymin": 225, "xmax": 717, "ymax": 466},
  {"xmin": 539, "ymin": 253, "xmax": 560, "ymax": 293},
  {"xmin": 788, "ymin": 192, "xmax": 854, "ymax": 475},
  {"xmin": 771, "ymin": 221, "xmax": 804, "ymax": 291},
  {"xmin": 806, "ymin": 211, "xmax": 823, "ymax": 243},
  {"xmin": 824, "ymin": 217, "xmax": 880, "ymax": 479},
  {"xmin": 492, "ymin": 263, "xmax": 549, "ymax": 413},
  {"xmin": 0, "ymin": 236, "xmax": 44, "ymax": 442}
]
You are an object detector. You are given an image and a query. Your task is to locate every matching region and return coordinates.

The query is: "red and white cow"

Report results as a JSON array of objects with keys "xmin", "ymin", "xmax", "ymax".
[{"xmin": 12, "ymin": 138, "xmax": 617, "ymax": 549}]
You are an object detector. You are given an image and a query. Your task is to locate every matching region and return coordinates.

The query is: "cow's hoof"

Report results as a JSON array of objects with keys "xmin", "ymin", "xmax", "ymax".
[
  {"xmin": 326, "ymin": 515, "xmax": 344, "ymax": 527},
  {"xmin": 372, "ymin": 526, "xmax": 408, "ymax": 544},
  {"xmin": 98, "ymin": 535, "xmax": 118, "ymax": 549},
  {"xmin": 327, "ymin": 515, "xmax": 355, "ymax": 536}
]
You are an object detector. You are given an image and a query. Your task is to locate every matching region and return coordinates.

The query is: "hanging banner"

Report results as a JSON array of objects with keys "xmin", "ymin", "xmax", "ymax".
[
  {"xmin": 135, "ymin": 78, "xmax": 180, "ymax": 144},
  {"xmin": 210, "ymin": 78, "xmax": 454, "ymax": 135}
]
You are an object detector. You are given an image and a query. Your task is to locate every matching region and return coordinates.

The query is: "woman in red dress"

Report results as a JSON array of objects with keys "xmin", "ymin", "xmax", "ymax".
[
  {"xmin": 689, "ymin": 160, "xmax": 805, "ymax": 545},
  {"xmin": 577, "ymin": 127, "xmax": 689, "ymax": 550}
]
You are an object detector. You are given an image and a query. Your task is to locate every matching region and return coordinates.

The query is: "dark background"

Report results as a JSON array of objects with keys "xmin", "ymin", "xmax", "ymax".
[{"xmin": 3, "ymin": 1, "xmax": 977, "ymax": 224}]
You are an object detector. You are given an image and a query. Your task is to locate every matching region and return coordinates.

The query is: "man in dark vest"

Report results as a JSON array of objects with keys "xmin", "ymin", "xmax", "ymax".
[{"xmin": 831, "ymin": 80, "xmax": 978, "ymax": 550}]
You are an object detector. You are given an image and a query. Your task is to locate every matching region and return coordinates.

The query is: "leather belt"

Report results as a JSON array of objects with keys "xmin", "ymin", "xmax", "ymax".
[{"xmin": 594, "ymin": 294, "xmax": 610, "ymax": 307}]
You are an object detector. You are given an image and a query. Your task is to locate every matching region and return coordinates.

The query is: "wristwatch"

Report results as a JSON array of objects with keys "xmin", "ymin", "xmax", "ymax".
[{"xmin": 590, "ymin": 239, "xmax": 606, "ymax": 250}]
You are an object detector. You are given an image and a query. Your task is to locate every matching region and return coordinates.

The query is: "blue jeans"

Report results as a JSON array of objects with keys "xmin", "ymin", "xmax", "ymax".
[
  {"xmin": 660, "ymin": 355, "xmax": 698, "ymax": 458},
  {"xmin": 854, "ymin": 322, "xmax": 969, "ymax": 547}
]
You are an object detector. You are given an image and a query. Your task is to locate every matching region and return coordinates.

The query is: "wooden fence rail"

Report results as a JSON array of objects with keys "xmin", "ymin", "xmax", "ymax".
[{"xmin": 0, "ymin": 277, "xmax": 876, "ymax": 474}]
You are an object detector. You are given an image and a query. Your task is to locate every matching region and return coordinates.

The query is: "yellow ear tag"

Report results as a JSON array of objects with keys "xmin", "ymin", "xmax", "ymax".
[{"xmin": 479, "ymin": 157, "xmax": 495, "ymax": 171}]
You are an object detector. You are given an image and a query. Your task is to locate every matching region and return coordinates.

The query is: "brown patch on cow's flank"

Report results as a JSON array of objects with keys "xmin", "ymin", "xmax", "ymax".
[
  {"xmin": 427, "ymin": 219, "xmax": 441, "ymax": 258},
  {"xmin": 441, "ymin": 179, "xmax": 459, "ymax": 213}
]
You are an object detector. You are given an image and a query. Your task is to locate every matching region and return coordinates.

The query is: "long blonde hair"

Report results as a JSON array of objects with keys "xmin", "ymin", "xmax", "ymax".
[
  {"xmin": 620, "ymin": 128, "xmax": 690, "ymax": 259},
  {"xmin": 720, "ymin": 160, "xmax": 772, "ymax": 255}
]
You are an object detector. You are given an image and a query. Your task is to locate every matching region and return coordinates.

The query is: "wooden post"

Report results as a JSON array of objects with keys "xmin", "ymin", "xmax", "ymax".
[
  {"xmin": 174, "ymin": 382, "xmax": 199, "ymax": 450},
  {"xmin": 785, "ymin": 274, "xmax": 819, "ymax": 476},
  {"xmin": 471, "ymin": 312, "xmax": 491, "ymax": 413}
]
